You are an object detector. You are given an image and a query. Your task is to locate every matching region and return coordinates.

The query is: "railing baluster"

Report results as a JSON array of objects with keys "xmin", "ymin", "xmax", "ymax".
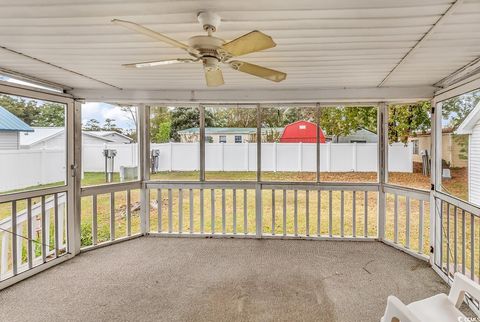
[
  {"xmin": 352, "ymin": 191, "xmax": 357, "ymax": 237},
  {"xmin": 92, "ymin": 195, "xmax": 98, "ymax": 245},
  {"xmin": 328, "ymin": 191, "xmax": 332, "ymax": 237},
  {"xmin": 294, "ymin": 190, "xmax": 298, "ymax": 236},
  {"xmin": 221, "ymin": 189, "xmax": 226, "ymax": 234},
  {"xmin": 470, "ymin": 213, "xmax": 475, "ymax": 280},
  {"xmin": 394, "ymin": 194, "xmax": 398, "ymax": 244},
  {"xmin": 340, "ymin": 191, "xmax": 344, "ymax": 237},
  {"xmin": 454, "ymin": 206, "xmax": 458, "ymax": 273},
  {"xmin": 462, "ymin": 210, "xmax": 466, "ymax": 275},
  {"xmin": 305, "ymin": 190, "xmax": 310, "ymax": 237},
  {"xmin": 12, "ymin": 201, "xmax": 17, "ymax": 275},
  {"xmin": 364, "ymin": 191, "xmax": 368, "ymax": 238},
  {"xmin": 179, "ymin": 189, "xmax": 183, "ymax": 234},
  {"xmin": 317, "ymin": 190, "xmax": 321, "ymax": 237},
  {"xmin": 54, "ymin": 193, "xmax": 59, "ymax": 257},
  {"xmin": 282, "ymin": 190, "xmax": 287, "ymax": 236},
  {"xmin": 405, "ymin": 196, "xmax": 410, "ymax": 249},
  {"xmin": 157, "ymin": 189, "xmax": 161, "ymax": 233},
  {"xmin": 243, "ymin": 189, "xmax": 247, "ymax": 234},
  {"xmin": 200, "ymin": 189, "xmax": 204, "ymax": 234},
  {"xmin": 446, "ymin": 203, "xmax": 450, "ymax": 277},
  {"xmin": 271, "ymin": 190, "xmax": 275, "ymax": 235},
  {"xmin": 189, "ymin": 189, "xmax": 194, "ymax": 234},
  {"xmin": 211, "ymin": 189, "xmax": 215, "ymax": 234},
  {"xmin": 168, "ymin": 189, "xmax": 173, "ymax": 233},
  {"xmin": 110, "ymin": 192, "xmax": 115, "ymax": 241},
  {"xmin": 233, "ymin": 189, "xmax": 237, "ymax": 234},
  {"xmin": 41, "ymin": 195, "xmax": 46, "ymax": 263},
  {"xmin": 418, "ymin": 200, "xmax": 424, "ymax": 254},
  {"xmin": 439, "ymin": 200, "xmax": 444, "ymax": 266},
  {"xmin": 27, "ymin": 198, "xmax": 33, "ymax": 269},
  {"xmin": 126, "ymin": 190, "xmax": 131, "ymax": 236}
]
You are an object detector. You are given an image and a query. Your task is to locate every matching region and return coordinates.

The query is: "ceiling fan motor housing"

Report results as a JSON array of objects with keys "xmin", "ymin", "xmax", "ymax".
[{"xmin": 197, "ymin": 11, "xmax": 221, "ymax": 32}]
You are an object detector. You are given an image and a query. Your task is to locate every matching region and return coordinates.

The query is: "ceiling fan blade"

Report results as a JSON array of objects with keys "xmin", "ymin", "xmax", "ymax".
[
  {"xmin": 204, "ymin": 68, "xmax": 224, "ymax": 87},
  {"xmin": 122, "ymin": 58, "xmax": 197, "ymax": 68},
  {"xmin": 112, "ymin": 19, "xmax": 199, "ymax": 55},
  {"xmin": 222, "ymin": 31, "xmax": 276, "ymax": 57},
  {"xmin": 230, "ymin": 61, "xmax": 286, "ymax": 82}
]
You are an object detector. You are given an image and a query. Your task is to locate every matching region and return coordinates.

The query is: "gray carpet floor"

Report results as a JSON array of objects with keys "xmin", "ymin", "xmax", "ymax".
[{"xmin": 0, "ymin": 237, "xmax": 458, "ymax": 321}]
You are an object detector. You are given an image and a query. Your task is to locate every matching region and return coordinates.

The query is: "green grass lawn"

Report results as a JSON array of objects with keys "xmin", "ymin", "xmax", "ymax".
[{"xmin": 0, "ymin": 169, "xmax": 470, "ymax": 274}]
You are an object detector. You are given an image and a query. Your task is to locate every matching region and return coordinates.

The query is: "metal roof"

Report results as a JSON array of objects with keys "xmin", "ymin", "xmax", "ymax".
[
  {"xmin": 0, "ymin": 106, "xmax": 34, "ymax": 132},
  {"xmin": 0, "ymin": 0, "xmax": 478, "ymax": 102}
]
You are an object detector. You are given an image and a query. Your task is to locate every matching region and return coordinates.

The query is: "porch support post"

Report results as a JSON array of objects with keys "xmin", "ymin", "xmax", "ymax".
[
  {"xmin": 377, "ymin": 102, "xmax": 388, "ymax": 241},
  {"xmin": 139, "ymin": 104, "xmax": 150, "ymax": 234},
  {"xmin": 316, "ymin": 103, "xmax": 321, "ymax": 183},
  {"xmin": 199, "ymin": 105, "xmax": 205, "ymax": 182},
  {"xmin": 70, "ymin": 100, "xmax": 82, "ymax": 255},
  {"xmin": 256, "ymin": 104, "xmax": 262, "ymax": 237},
  {"xmin": 430, "ymin": 98, "xmax": 442, "ymax": 266}
]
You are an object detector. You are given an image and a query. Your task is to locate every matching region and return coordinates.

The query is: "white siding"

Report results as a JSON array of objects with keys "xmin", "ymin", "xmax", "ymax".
[
  {"xmin": 0, "ymin": 131, "xmax": 19, "ymax": 150},
  {"xmin": 470, "ymin": 124, "xmax": 480, "ymax": 206}
]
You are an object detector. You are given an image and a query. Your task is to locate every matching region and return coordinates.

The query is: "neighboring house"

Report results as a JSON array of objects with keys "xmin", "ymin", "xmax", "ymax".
[
  {"xmin": 407, "ymin": 129, "xmax": 468, "ymax": 167},
  {"xmin": 326, "ymin": 128, "xmax": 378, "ymax": 143},
  {"xmin": 86, "ymin": 131, "xmax": 133, "ymax": 144},
  {"xmin": 178, "ymin": 127, "xmax": 284, "ymax": 143},
  {"xmin": 280, "ymin": 120, "xmax": 326, "ymax": 143},
  {"xmin": 456, "ymin": 102, "xmax": 480, "ymax": 206},
  {"xmin": 19, "ymin": 127, "xmax": 114, "ymax": 149},
  {"xmin": 0, "ymin": 106, "xmax": 34, "ymax": 149}
]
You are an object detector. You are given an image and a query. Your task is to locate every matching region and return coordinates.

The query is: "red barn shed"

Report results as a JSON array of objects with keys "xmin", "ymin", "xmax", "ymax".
[{"xmin": 280, "ymin": 120, "xmax": 326, "ymax": 143}]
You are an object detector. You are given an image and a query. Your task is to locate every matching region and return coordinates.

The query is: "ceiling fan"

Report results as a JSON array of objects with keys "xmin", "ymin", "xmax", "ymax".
[{"xmin": 112, "ymin": 11, "xmax": 287, "ymax": 87}]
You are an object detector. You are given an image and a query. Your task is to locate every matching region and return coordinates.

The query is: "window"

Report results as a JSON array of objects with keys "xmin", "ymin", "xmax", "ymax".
[
  {"xmin": 235, "ymin": 135, "xmax": 242, "ymax": 143},
  {"xmin": 412, "ymin": 139, "xmax": 419, "ymax": 155},
  {"xmin": 81, "ymin": 103, "xmax": 138, "ymax": 186},
  {"xmin": 319, "ymin": 106, "xmax": 378, "ymax": 183},
  {"xmin": 219, "ymin": 135, "xmax": 227, "ymax": 143},
  {"xmin": 0, "ymin": 93, "xmax": 67, "ymax": 195},
  {"xmin": 149, "ymin": 106, "xmax": 200, "ymax": 181},
  {"xmin": 387, "ymin": 102, "xmax": 431, "ymax": 190}
]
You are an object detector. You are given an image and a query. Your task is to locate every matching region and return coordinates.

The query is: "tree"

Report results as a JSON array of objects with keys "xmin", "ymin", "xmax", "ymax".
[
  {"xmin": 170, "ymin": 107, "xmax": 214, "ymax": 142},
  {"xmin": 83, "ymin": 119, "xmax": 101, "ymax": 131},
  {"xmin": 102, "ymin": 118, "xmax": 118, "ymax": 131},
  {"xmin": 388, "ymin": 102, "xmax": 431, "ymax": 144},
  {"xmin": 442, "ymin": 89, "xmax": 480, "ymax": 129},
  {"xmin": 319, "ymin": 106, "xmax": 377, "ymax": 142},
  {"xmin": 0, "ymin": 94, "xmax": 64, "ymax": 127}
]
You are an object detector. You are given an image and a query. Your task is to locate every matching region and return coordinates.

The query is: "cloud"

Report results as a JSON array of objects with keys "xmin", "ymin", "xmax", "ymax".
[{"xmin": 82, "ymin": 102, "xmax": 136, "ymax": 129}]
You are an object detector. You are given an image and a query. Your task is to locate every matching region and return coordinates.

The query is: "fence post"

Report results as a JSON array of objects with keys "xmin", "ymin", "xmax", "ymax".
[
  {"xmin": 298, "ymin": 142, "xmax": 303, "ymax": 172},
  {"xmin": 221, "ymin": 142, "xmax": 225, "ymax": 171},
  {"xmin": 326, "ymin": 142, "xmax": 331, "ymax": 172},
  {"xmin": 353, "ymin": 142, "xmax": 358, "ymax": 171},
  {"xmin": 169, "ymin": 142, "xmax": 173, "ymax": 172},
  {"xmin": 273, "ymin": 142, "xmax": 277, "ymax": 172}
]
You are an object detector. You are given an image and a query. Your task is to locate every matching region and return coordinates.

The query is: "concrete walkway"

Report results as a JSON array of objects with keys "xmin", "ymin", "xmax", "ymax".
[{"xmin": 0, "ymin": 238, "xmax": 459, "ymax": 321}]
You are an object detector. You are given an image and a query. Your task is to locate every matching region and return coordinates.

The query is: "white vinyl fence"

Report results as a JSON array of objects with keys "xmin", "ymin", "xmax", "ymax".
[{"xmin": 0, "ymin": 142, "xmax": 412, "ymax": 191}]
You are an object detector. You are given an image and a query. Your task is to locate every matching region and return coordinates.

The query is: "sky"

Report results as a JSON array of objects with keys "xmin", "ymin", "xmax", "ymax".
[{"xmin": 82, "ymin": 102, "xmax": 136, "ymax": 130}]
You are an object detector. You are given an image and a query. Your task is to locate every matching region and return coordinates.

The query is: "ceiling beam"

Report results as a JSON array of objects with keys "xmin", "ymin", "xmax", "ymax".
[
  {"xmin": 68, "ymin": 86, "xmax": 436, "ymax": 105},
  {"xmin": 378, "ymin": 0, "xmax": 464, "ymax": 87}
]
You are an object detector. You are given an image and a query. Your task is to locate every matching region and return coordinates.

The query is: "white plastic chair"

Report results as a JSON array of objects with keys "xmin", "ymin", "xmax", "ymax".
[{"xmin": 381, "ymin": 272, "xmax": 480, "ymax": 322}]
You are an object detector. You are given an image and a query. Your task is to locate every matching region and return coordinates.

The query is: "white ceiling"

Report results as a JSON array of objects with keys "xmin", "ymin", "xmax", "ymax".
[{"xmin": 0, "ymin": 0, "xmax": 479, "ymax": 98}]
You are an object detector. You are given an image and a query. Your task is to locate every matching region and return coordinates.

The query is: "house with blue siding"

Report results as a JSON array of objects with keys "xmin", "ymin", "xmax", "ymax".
[{"xmin": 0, "ymin": 106, "xmax": 33, "ymax": 149}]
